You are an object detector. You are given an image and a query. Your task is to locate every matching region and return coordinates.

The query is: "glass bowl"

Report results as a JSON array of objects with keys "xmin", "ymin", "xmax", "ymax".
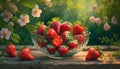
[{"xmin": 31, "ymin": 31, "xmax": 90, "ymax": 59}]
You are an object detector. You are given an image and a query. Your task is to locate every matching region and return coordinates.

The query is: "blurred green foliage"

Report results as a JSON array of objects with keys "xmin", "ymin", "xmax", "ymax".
[{"xmin": 0, "ymin": 0, "xmax": 120, "ymax": 45}]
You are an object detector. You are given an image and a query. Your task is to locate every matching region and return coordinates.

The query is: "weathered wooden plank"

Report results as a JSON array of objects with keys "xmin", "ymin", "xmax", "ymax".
[
  {"xmin": 0, "ymin": 45, "xmax": 120, "ymax": 69},
  {"xmin": 0, "ymin": 45, "xmax": 120, "ymax": 51}
]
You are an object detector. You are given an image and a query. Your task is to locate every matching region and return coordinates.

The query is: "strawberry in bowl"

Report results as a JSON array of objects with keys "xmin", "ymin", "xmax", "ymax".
[{"xmin": 31, "ymin": 18, "xmax": 91, "ymax": 59}]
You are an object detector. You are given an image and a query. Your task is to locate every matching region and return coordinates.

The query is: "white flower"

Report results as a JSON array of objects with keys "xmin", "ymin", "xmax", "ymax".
[
  {"xmin": 92, "ymin": 4, "xmax": 98, "ymax": 11},
  {"xmin": 0, "ymin": 10, "xmax": 13, "ymax": 22},
  {"xmin": 95, "ymin": 18, "xmax": 101, "ymax": 25},
  {"xmin": 32, "ymin": 4, "xmax": 42, "ymax": 17},
  {"xmin": 18, "ymin": 15, "xmax": 30, "ymax": 27},
  {"xmin": 45, "ymin": 0, "xmax": 52, "ymax": 7},
  {"xmin": 103, "ymin": 23, "xmax": 110, "ymax": 31},
  {"xmin": 7, "ymin": 3, "xmax": 18, "ymax": 13},
  {"xmin": 0, "ymin": 28, "xmax": 11, "ymax": 40},
  {"xmin": 8, "ymin": 22, "xmax": 14, "ymax": 27},
  {"xmin": 111, "ymin": 16, "xmax": 117, "ymax": 24},
  {"xmin": 89, "ymin": 16, "xmax": 96, "ymax": 23},
  {"xmin": 45, "ymin": 2, "xmax": 52, "ymax": 7}
]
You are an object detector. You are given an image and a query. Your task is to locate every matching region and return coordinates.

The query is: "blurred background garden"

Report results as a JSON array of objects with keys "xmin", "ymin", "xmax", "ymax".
[{"xmin": 0, "ymin": 0, "xmax": 120, "ymax": 45}]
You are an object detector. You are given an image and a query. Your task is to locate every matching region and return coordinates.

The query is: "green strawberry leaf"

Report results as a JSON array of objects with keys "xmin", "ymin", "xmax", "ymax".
[
  {"xmin": 11, "ymin": 16, "xmax": 18, "ymax": 23},
  {"xmin": 11, "ymin": 35, "xmax": 19, "ymax": 43},
  {"xmin": 12, "ymin": 33, "xmax": 21, "ymax": 40},
  {"xmin": 51, "ymin": 17, "xmax": 62, "ymax": 22},
  {"xmin": 7, "ymin": 24, "xmax": 14, "ymax": 33},
  {"xmin": 74, "ymin": 21, "xmax": 82, "ymax": 25},
  {"xmin": 20, "ymin": 1, "xmax": 35, "ymax": 9},
  {"xmin": 26, "ymin": 24, "xmax": 37, "ymax": 32},
  {"xmin": 36, "ymin": 22, "xmax": 44, "ymax": 26}
]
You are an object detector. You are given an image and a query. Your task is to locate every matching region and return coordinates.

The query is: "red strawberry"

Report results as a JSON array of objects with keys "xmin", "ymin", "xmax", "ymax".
[
  {"xmin": 74, "ymin": 34, "xmax": 85, "ymax": 44},
  {"xmin": 38, "ymin": 25, "xmax": 47, "ymax": 35},
  {"xmin": 19, "ymin": 47, "xmax": 34, "ymax": 60},
  {"xmin": 46, "ymin": 28, "xmax": 58, "ymax": 38},
  {"xmin": 50, "ymin": 21, "xmax": 61, "ymax": 34},
  {"xmin": 72, "ymin": 24, "xmax": 84, "ymax": 35},
  {"xmin": 68, "ymin": 40, "xmax": 78, "ymax": 49},
  {"xmin": 60, "ymin": 31, "xmax": 70, "ymax": 41},
  {"xmin": 60, "ymin": 22, "xmax": 72, "ymax": 33},
  {"xmin": 6, "ymin": 44, "xmax": 17, "ymax": 57},
  {"xmin": 37, "ymin": 39, "xmax": 48, "ymax": 47},
  {"xmin": 47, "ymin": 44, "xmax": 56, "ymax": 54},
  {"xmin": 85, "ymin": 48, "xmax": 101, "ymax": 61},
  {"xmin": 58, "ymin": 45, "xmax": 69, "ymax": 56},
  {"xmin": 52, "ymin": 36, "xmax": 63, "ymax": 47}
]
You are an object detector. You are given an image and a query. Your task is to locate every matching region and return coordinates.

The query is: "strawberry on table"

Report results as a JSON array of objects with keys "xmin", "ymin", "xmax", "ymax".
[
  {"xmin": 47, "ymin": 44, "xmax": 56, "ymax": 54},
  {"xmin": 38, "ymin": 25, "xmax": 47, "ymax": 35},
  {"xmin": 52, "ymin": 36, "xmax": 63, "ymax": 48},
  {"xmin": 68, "ymin": 39, "xmax": 78, "ymax": 49},
  {"xmin": 60, "ymin": 31, "xmax": 71, "ymax": 41},
  {"xmin": 58, "ymin": 45, "xmax": 69, "ymax": 56},
  {"xmin": 19, "ymin": 47, "xmax": 34, "ymax": 60},
  {"xmin": 85, "ymin": 47, "xmax": 102, "ymax": 61},
  {"xmin": 60, "ymin": 22, "xmax": 72, "ymax": 33},
  {"xmin": 50, "ymin": 21, "xmax": 61, "ymax": 34},
  {"xmin": 46, "ymin": 28, "xmax": 58, "ymax": 38},
  {"xmin": 6, "ymin": 44, "xmax": 17, "ymax": 57},
  {"xmin": 74, "ymin": 34, "xmax": 85, "ymax": 44},
  {"xmin": 72, "ymin": 24, "xmax": 84, "ymax": 35}
]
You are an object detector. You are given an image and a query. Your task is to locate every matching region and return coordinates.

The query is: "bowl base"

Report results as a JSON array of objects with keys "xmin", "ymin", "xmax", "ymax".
[{"xmin": 48, "ymin": 56, "xmax": 73, "ymax": 59}]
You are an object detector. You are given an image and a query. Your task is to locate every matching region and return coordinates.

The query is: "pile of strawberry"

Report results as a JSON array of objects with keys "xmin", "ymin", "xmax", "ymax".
[
  {"xmin": 34, "ymin": 19, "xmax": 86, "ymax": 57},
  {"xmin": 6, "ymin": 44, "xmax": 34, "ymax": 60}
]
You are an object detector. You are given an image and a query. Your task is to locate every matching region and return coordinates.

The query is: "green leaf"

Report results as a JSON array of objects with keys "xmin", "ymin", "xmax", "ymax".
[
  {"xmin": 51, "ymin": 17, "xmax": 62, "ymax": 22},
  {"xmin": 12, "ymin": 33, "xmax": 21, "ymax": 40},
  {"xmin": 0, "ymin": 38, "xmax": 5, "ymax": 43},
  {"xmin": 26, "ymin": 24, "xmax": 37, "ymax": 32},
  {"xmin": 8, "ymin": 26, "xmax": 14, "ymax": 33},
  {"xmin": 36, "ymin": 22, "xmax": 44, "ymax": 26},
  {"xmin": 20, "ymin": 1, "xmax": 35, "ymax": 9},
  {"xmin": 113, "ymin": 40, "xmax": 120, "ymax": 46},
  {"xmin": 74, "ymin": 21, "xmax": 81, "ymax": 25},
  {"xmin": 12, "ymin": 16, "xmax": 18, "ymax": 23},
  {"xmin": 11, "ymin": 35, "xmax": 19, "ymax": 43}
]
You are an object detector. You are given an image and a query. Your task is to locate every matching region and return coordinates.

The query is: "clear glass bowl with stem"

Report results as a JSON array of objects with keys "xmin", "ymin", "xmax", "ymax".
[{"xmin": 31, "ymin": 31, "xmax": 91, "ymax": 59}]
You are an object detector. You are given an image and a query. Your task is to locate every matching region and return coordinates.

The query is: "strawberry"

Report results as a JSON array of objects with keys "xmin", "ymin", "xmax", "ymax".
[
  {"xmin": 68, "ymin": 40, "xmax": 78, "ymax": 49},
  {"xmin": 72, "ymin": 24, "xmax": 84, "ymax": 35},
  {"xmin": 37, "ymin": 39, "xmax": 48, "ymax": 47},
  {"xmin": 47, "ymin": 44, "xmax": 56, "ymax": 54},
  {"xmin": 52, "ymin": 36, "xmax": 63, "ymax": 47},
  {"xmin": 19, "ymin": 47, "xmax": 34, "ymax": 60},
  {"xmin": 58, "ymin": 45, "xmax": 69, "ymax": 56},
  {"xmin": 46, "ymin": 28, "xmax": 58, "ymax": 38},
  {"xmin": 60, "ymin": 22, "xmax": 72, "ymax": 33},
  {"xmin": 60, "ymin": 31, "xmax": 70, "ymax": 41},
  {"xmin": 85, "ymin": 48, "xmax": 101, "ymax": 61},
  {"xmin": 38, "ymin": 25, "xmax": 47, "ymax": 35},
  {"xmin": 50, "ymin": 21, "xmax": 61, "ymax": 34},
  {"xmin": 74, "ymin": 34, "xmax": 85, "ymax": 44},
  {"xmin": 6, "ymin": 44, "xmax": 17, "ymax": 57}
]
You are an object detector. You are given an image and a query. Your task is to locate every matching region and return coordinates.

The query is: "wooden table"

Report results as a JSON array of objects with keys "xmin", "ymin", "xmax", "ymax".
[{"xmin": 0, "ymin": 45, "xmax": 120, "ymax": 69}]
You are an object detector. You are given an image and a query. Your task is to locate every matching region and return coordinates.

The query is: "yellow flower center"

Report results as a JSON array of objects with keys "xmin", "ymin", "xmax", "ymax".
[
  {"xmin": 21, "ymin": 17, "xmax": 27, "ymax": 22},
  {"xmin": 4, "ymin": 13, "xmax": 10, "ymax": 18},
  {"xmin": 34, "ymin": 9, "xmax": 40, "ymax": 14},
  {"xmin": 3, "ymin": 31, "xmax": 8, "ymax": 37}
]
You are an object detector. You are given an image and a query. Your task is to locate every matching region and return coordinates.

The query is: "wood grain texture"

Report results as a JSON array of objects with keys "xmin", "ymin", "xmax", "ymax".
[{"xmin": 0, "ymin": 45, "xmax": 120, "ymax": 69}]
